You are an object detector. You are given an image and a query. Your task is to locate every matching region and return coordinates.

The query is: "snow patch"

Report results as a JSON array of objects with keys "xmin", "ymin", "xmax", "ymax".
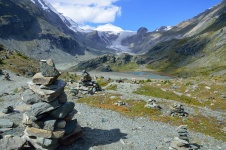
[
  {"xmin": 38, "ymin": 0, "xmax": 48, "ymax": 10},
  {"xmin": 95, "ymin": 24, "xmax": 124, "ymax": 34}
]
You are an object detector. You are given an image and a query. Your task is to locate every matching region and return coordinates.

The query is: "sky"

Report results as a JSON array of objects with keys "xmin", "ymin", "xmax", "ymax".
[{"xmin": 45, "ymin": 0, "xmax": 223, "ymax": 31}]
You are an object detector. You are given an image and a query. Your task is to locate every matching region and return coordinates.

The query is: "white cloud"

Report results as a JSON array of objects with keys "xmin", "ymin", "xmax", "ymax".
[{"xmin": 45, "ymin": 0, "xmax": 121, "ymax": 24}]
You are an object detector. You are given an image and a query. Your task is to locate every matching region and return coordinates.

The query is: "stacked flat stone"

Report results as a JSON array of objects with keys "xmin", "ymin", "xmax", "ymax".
[
  {"xmin": 21, "ymin": 59, "xmax": 82, "ymax": 150},
  {"xmin": 169, "ymin": 103, "xmax": 188, "ymax": 117},
  {"xmin": 169, "ymin": 125, "xmax": 190, "ymax": 150}
]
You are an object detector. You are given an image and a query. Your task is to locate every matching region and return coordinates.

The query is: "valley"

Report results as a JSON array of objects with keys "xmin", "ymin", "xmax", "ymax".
[{"xmin": 0, "ymin": 0, "xmax": 225, "ymax": 149}]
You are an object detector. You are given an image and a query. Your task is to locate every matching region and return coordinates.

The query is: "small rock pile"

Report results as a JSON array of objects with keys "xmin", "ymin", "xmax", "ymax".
[
  {"xmin": 74, "ymin": 70, "xmax": 102, "ymax": 95},
  {"xmin": 144, "ymin": 99, "xmax": 162, "ymax": 110},
  {"xmin": 169, "ymin": 103, "xmax": 188, "ymax": 117},
  {"xmin": 169, "ymin": 125, "xmax": 190, "ymax": 150},
  {"xmin": 3, "ymin": 73, "xmax": 10, "ymax": 80},
  {"xmin": 114, "ymin": 101, "xmax": 126, "ymax": 106},
  {"xmin": 21, "ymin": 59, "xmax": 82, "ymax": 149}
]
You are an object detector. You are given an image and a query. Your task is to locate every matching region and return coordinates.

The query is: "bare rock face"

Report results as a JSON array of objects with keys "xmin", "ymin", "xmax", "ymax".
[{"xmin": 137, "ymin": 27, "xmax": 148, "ymax": 35}]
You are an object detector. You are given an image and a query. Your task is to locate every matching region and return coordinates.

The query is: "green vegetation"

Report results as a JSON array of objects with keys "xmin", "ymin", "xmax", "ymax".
[
  {"xmin": 59, "ymin": 71, "xmax": 79, "ymax": 82},
  {"xmin": 110, "ymin": 62, "xmax": 139, "ymax": 71},
  {"xmin": 77, "ymin": 93, "xmax": 226, "ymax": 141},
  {"xmin": 97, "ymin": 79, "xmax": 110, "ymax": 87},
  {"xmin": 15, "ymin": 51, "xmax": 28, "ymax": 59},
  {"xmin": 77, "ymin": 93, "xmax": 162, "ymax": 118},
  {"xmin": 0, "ymin": 47, "xmax": 39, "ymax": 76},
  {"xmin": 134, "ymin": 84, "xmax": 202, "ymax": 106}
]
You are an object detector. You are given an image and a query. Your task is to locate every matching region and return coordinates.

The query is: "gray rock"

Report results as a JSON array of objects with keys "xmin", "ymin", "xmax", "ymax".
[
  {"xmin": 32, "ymin": 72, "xmax": 59, "ymax": 86},
  {"xmin": 56, "ymin": 120, "xmax": 66, "ymax": 129},
  {"xmin": 22, "ymin": 112, "xmax": 38, "ymax": 127},
  {"xmin": 221, "ymin": 94, "xmax": 226, "ymax": 99},
  {"xmin": 40, "ymin": 59, "xmax": 60, "ymax": 77},
  {"xmin": 50, "ymin": 102, "xmax": 75, "ymax": 118},
  {"xmin": 36, "ymin": 137, "xmax": 59, "ymax": 148},
  {"xmin": 31, "ymin": 99, "xmax": 61, "ymax": 117},
  {"xmin": 43, "ymin": 119, "xmax": 57, "ymax": 131},
  {"xmin": 28, "ymin": 79, "xmax": 66, "ymax": 102},
  {"xmin": 56, "ymin": 92, "xmax": 67, "ymax": 104},
  {"xmin": 21, "ymin": 89, "xmax": 41, "ymax": 104},
  {"xmin": 23, "ymin": 135, "xmax": 58, "ymax": 150},
  {"xmin": 0, "ymin": 136, "xmax": 26, "ymax": 150},
  {"xmin": 2, "ymin": 106, "xmax": 14, "ymax": 114},
  {"xmin": 31, "ymin": 116, "xmax": 57, "ymax": 131},
  {"xmin": 64, "ymin": 119, "xmax": 77, "ymax": 135},
  {"xmin": 0, "ymin": 119, "xmax": 14, "ymax": 128}
]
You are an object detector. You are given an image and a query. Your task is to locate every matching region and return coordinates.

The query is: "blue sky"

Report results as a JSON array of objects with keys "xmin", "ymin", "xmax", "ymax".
[{"xmin": 46, "ymin": 0, "xmax": 222, "ymax": 31}]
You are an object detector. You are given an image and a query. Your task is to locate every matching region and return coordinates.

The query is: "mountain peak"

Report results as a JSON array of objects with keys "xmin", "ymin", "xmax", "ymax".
[{"xmin": 95, "ymin": 24, "xmax": 124, "ymax": 33}]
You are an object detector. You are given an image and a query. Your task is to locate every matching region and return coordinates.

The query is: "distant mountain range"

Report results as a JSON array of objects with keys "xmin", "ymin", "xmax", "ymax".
[{"xmin": 0, "ymin": 0, "xmax": 225, "ymax": 76}]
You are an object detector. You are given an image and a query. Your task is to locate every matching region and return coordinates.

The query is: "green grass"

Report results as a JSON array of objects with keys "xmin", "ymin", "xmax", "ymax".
[
  {"xmin": 0, "ymin": 49, "xmax": 39, "ymax": 76},
  {"xmin": 105, "ymin": 84, "xmax": 117, "ymax": 90},
  {"xmin": 59, "ymin": 71, "xmax": 79, "ymax": 82},
  {"xmin": 133, "ymin": 84, "xmax": 203, "ymax": 106},
  {"xmin": 77, "ymin": 93, "xmax": 162, "ymax": 118},
  {"xmin": 97, "ymin": 79, "xmax": 110, "ymax": 87}
]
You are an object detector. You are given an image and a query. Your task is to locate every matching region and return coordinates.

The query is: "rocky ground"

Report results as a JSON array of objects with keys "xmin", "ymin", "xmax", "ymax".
[{"xmin": 0, "ymin": 70, "xmax": 225, "ymax": 150}]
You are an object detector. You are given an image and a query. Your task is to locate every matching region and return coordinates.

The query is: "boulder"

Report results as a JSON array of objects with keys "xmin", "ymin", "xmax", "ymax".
[
  {"xmin": 28, "ymin": 79, "xmax": 66, "ymax": 102},
  {"xmin": 50, "ymin": 102, "xmax": 75, "ymax": 119},
  {"xmin": 56, "ymin": 120, "xmax": 66, "ymax": 129},
  {"xmin": 32, "ymin": 72, "xmax": 59, "ymax": 86},
  {"xmin": 31, "ymin": 100, "xmax": 61, "ymax": 117},
  {"xmin": 64, "ymin": 109, "xmax": 77, "ymax": 122},
  {"xmin": 64, "ymin": 119, "xmax": 77, "ymax": 135},
  {"xmin": 40, "ymin": 59, "xmax": 60, "ymax": 77},
  {"xmin": 56, "ymin": 92, "xmax": 67, "ymax": 104},
  {"xmin": 21, "ymin": 89, "xmax": 41, "ymax": 104},
  {"xmin": 41, "ymin": 119, "xmax": 57, "ymax": 131},
  {"xmin": 25, "ymin": 127, "xmax": 65, "ymax": 138}
]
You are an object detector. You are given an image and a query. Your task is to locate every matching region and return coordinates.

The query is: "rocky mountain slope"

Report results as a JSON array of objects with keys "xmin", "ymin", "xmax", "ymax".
[
  {"xmin": 121, "ymin": 0, "xmax": 225, "ymax": 54},
  {"xmin": 0, "ymin": 0, "xmax": 87, "ymax": 63},
  {"xmin": 79, "ymin": 24, "xmax": 136, "ymax": 54},
  {"xmin": 72, "ymin": 0, "xmax": 225, "ymax": 77},
  {"xmin": 141, "ymin": 0, "xmax": 226, "ymax": 76}
]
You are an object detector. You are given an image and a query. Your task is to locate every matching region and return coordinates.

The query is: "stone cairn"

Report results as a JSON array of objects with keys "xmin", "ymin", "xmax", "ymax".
[
  {"xmin": 21, "ymin": 59, "xmax": 82, "ymax": 149},
  {"xmin": 169, "ymin": 103, "xmax": 188, "ymax": 117},
  {"xmin": 169, "ymin": 125, "xmax": 191, "ymax": 150},
  {"xmin": 144, "ymin": 98, "xmax": 162, "ymax": 110},
  {"xmin": 73, "ymin": 70, "xmax": 102, "ymax": 95}
]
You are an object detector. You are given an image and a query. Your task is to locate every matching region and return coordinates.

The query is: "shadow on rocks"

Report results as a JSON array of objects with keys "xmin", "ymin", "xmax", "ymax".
[
  {"xmin": 57, "ymin": 127, "xmax": 127, "ymax": 150},
  {"xmin": 190, "ymin": 143, "xmax": 203, "ymax": 149}
]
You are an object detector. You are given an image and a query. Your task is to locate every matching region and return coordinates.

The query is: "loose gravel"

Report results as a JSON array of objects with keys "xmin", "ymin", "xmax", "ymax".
[{"xmin": 0, "ymin": 71, "xmax": 225, "ymax": 150}]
